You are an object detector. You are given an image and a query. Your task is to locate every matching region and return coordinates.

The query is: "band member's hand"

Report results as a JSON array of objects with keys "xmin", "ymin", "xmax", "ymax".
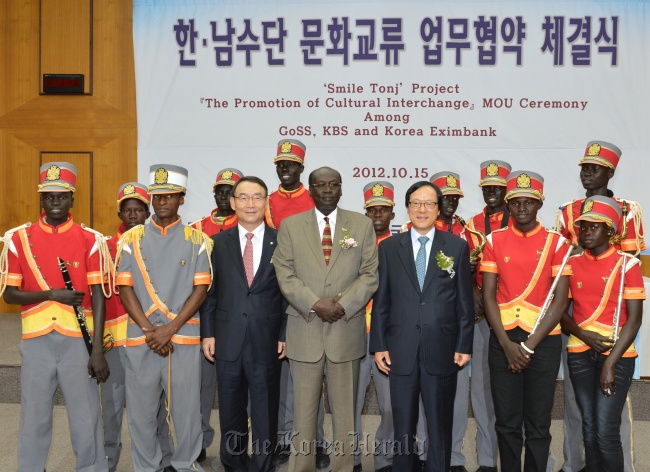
[
  {"xmin": 580, "ymin": 330, "xmax": 613, "ymax": 354},
  {"xmin": 51, "ymin": 289, "xmax": 85, "ymax": 306},
  {"xmin": 312, "ymin": 293, "xmax": 345, "ymax": 323},
  {"xmin": 374, "ymin": 351, "xmax": 391, "ymax": 375},
  {"xmin": 455, "ymin": 353, "xmax": 471, "ymax": 367},
  {"xmin": 473, "ymin": 290, "xmax": 485, "ymax": 319},
  {"xmin": 202, "ymin": 337, "xmax": 215, "ymax": 362},
  {"xmin": 504, "ymin": 341, "xmax": 531, "ymax": 373},
  {"xmin": 600, "ymin": 359, "xmax": 616, "ymax": 397},
  {"xmin": 88, "ymin": 347, "xmax": 110, "ymax": 384},
  {"xmin": 278, "ymin": 342, "xmax": 286, "ymax": 359},
  {"xmin": 469, "ymin": 258, "xmax": 479, "ymax": 275},
  {"xmin": 144, "ymin": 325, "xmax": 175, "ymax": 356}
]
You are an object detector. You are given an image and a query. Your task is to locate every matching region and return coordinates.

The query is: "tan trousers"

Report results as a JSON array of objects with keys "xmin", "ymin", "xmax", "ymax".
[{"xmin": 288, "ymin": 355, "xmax": 360, "ymax": 472}]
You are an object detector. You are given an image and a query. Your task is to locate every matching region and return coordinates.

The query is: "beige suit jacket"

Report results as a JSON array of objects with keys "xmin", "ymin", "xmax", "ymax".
[{"xmin": 273, "ymin": 207, "xmax": 379, "ymax": 363}]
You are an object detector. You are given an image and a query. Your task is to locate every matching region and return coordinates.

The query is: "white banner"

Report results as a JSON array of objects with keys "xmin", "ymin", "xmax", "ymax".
[{"xmin": 133, "ymin": 0, "xmax": 650, "ymax": 232}]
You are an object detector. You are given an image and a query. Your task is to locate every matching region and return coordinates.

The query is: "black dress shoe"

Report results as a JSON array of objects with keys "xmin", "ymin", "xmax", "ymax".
[
  {"xmin": 353, "ymin": 465, "xmax": 362, "ymax": 472},
  {"xmin": 475, "ymin": 467, "xmax": 497, "ymax": 472},
  {"xmin": 272, "ymin": 444, "xmax": 291, "ymax": 466},
  {"xmin": 163, "ymin": 466, "xmax": 177, "ymax": 472},
  {"xmin": 315, "ymin": 446, "xmax": 331, "ymax": 469},
  {"xmin": 450, "ymin": 466, "xmax": 468, "ymax": 472},
  {"xmin": 376, "ymin": 466, "xmax": 392, "ymax": 472},
  {"xmin": 196, "ymin": 447, "xmax": 207, "ymax": 463}
]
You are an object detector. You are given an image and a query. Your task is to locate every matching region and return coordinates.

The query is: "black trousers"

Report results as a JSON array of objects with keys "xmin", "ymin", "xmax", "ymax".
[
  {"xmin": 390, "ymin": 341, "xmax": 458, "ymax": 472},
  {"xmin": 216, "ymin": 330, "xmax": 281, "ymax": 472},
  {"xmin": 489, "ymin": 328, "xmax": 561, "ymax": 472}
]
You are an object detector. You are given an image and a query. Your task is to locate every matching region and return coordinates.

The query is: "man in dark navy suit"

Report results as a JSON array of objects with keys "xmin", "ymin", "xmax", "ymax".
[
  {"xmin": 201, "ymin": 176, "xmax": 286, "ymax": 472},
  {"xmin": 370, "ymin": 181, "xmax": 474, "ymax": 472}
]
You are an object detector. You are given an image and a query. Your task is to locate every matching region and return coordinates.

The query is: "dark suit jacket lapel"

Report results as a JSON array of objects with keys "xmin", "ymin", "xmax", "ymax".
[
  {"xmin": 250, "ymin": 226, "xmax": 276, "ymax": 288},
  {"xmin": 225, "ymin": 229, "xmax": 247, "ymax": 284},
  {"xmin": 398, "ymin": 232, "xmax": 420, "ymax": 292},
  {"xmin": 422, "ymin": 230, "xmax": 446, "ymax": 293},
  {"xmin": 303, "ymin": 210, "xmax": 327, "ymax": 271},
  {"xmin": 326, "ymin": 208, "xmax": 347, "ymax": 269}
]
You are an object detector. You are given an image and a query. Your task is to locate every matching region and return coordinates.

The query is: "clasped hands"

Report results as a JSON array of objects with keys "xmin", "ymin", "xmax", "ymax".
[
  {"xmin": 143, "ymin": 325, "xmax": 174, "ymax": 357},
  {"xmin": 312, "ymin": 293, "xmax": 345, "ymax": 323}
]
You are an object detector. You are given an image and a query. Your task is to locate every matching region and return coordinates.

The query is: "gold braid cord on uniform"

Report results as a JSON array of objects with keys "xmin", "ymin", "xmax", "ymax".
[
  {"xmin": 0, "ymin": 223, "xmax": 32, "ymax": 297},
  {"xmin": 184, "ymin": 226, "xmax": 214, "ymax": 290},
  {"xmin": 112, "ymin": 224, "xmax": 145, "ymax": 294},
  {"xmin": 81, "ymin": 224, "xmax": 113, "ymax": 298}
]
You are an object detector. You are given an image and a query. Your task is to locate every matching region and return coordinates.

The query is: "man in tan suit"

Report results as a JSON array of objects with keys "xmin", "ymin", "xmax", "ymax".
[{"xmin": 273, "ymin": 166, "xmax": 379, "ymax": 472}]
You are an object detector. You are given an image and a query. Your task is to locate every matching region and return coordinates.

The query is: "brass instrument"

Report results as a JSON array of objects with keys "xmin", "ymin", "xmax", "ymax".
[
  {"xmin": 455, "ymin": 215, "xmax": 487, "ymax": 323},
  {"xmin": 455, "ymin": 215, "xmax": 486, "ymax": 261},
  {"xmin": 529, "ymin": 247, "xmax": 573, "ymax": 336},
  {"xmin": 610, "ymin": 253, "xmax": 628, "ymax": 346}
]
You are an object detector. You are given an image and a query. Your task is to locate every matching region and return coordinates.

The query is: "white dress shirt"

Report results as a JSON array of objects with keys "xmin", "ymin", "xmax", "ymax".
[
  {"xmin": 238, "ymin": 223, "xmax": 265, "ymax": 276},
  {"xmin": 410, "ymin": 227, "xmax": 436, "ymax": 271},
  {"xmin": 315, "ymin": 207, "xmax": 338, "ymax": 240}
]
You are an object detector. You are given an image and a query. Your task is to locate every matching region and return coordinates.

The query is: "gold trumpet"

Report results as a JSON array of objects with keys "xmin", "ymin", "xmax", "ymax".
[{"xmin": 455, "ymin": 215, "xmax": 487, "ymax": 323}]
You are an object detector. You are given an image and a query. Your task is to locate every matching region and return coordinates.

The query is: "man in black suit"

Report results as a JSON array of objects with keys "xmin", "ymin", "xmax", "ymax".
[
  {"xmin": 201, "ymin": 176, "xmax": 286, "ymax": 472},
  {"xmin": 370, "ymin": 181, "xmax": 474, "ymax": 472}
]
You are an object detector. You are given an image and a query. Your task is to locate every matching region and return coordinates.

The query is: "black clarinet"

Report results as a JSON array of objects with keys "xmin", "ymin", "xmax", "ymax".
[{"xmin": 57, "ymin": 257, "xmax": 93, "ymax": 355}]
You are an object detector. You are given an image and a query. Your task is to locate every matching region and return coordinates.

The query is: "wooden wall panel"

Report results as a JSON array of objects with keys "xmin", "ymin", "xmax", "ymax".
[
  {"xmin": 0, "ymin": 0, "xmax": 137, "ymax": 314},
  {"xmin": 40, "ymin": 0, "xmax": 92, "ymax": 94}
]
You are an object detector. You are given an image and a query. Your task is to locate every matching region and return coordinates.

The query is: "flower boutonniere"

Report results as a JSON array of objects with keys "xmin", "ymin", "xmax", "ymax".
[
  {"xmin": 339, "ymin": 228, "xmax": 358, "ymax": 249},
  {"xmin": 435, "ymin": 250, "xmax": 456, "ymax": 278}
]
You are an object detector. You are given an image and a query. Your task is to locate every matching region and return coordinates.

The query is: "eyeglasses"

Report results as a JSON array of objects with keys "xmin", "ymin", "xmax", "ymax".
[
  {"xmin": 310, "ymin": 182, "xmax": 342, "ymax": 190},
  {"xmin": 408, "ymin": 201, "xmax": 438, "ymax": 210},
  {"xmin": 233, "ymin": 194, "xmax": 266, "ymax": 203}
]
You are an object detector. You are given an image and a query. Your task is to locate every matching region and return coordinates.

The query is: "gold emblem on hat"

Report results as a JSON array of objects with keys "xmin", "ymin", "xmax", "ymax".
[
  {"xmin": 124, "ymin": 184, "xmax": 136, "ymax": 196},
  {"xmin": 446, "ymin": 175, "xmax": 458, "ymax": 188},
  {"xmin": 281, "ymin": 141, "xmax": 292, "ymax": 153},
  {"xmin": 486, "ymin": 162, "xmax": 499, "ymax": 177},
  {"xmin": 222, "ymin": 170, "xmax": 233, "ymax": 181},
  {"xmin": 154, "ymin": 168, "xmax": 168, "ymax": 184},
  {"xmin": 516, "ymin": 173, "xmax": 531, "ymax": 188},
  {"xmin": 583, "ymin": 199, "xmax": 594, "ymax": 213},
  {"xmin": 587, "ymin": 143, "xmax": 602, "ymax": 156},
  {"xmin": 372, "ymin": 184, "xmax": 384, "ymax": 197},
  {"xmin": 46, "ymin": 165, "xmax": 61, "ymax": 181}
]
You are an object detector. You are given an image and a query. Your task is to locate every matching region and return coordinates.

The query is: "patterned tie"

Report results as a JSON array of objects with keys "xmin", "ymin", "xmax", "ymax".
[
  {"xmin": 243, "ymin": 232, "xmax": 254, "ymax": 286},
  {"xmin": 322, "ymin": 216, "xmax": 332, "ymax": 265},
  {"xmin": 415, "ymin": 236, "xmax": 429, "ymax": 290}
]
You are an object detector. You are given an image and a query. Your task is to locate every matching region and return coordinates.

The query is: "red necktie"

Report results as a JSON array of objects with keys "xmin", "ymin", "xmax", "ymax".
[
  {"xmin": 243, "ymin": 232, "xmax": 254, "ymax": 286},
  {"xmin": 322, "ymin": 217, "xmax": 332, "ymax": 265}
]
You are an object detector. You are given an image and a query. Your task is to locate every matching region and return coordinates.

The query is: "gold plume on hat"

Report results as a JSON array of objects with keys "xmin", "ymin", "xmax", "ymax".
[
  {"xmin": 281, "ymin": 141, "xmax": 292, "ymax": 153},
  {"xmin": 446, "ymin": 174, "xmax": 458, "ymax": 188},
  {"xmin": 486, "ymin": 162, "xmax": 499, "ymax": 176},
  {"xmin": 222, "ymin": 170, "xmax": 233, "ymax": 180},
  {"xmin": 516, "ymin": 173, "xmax": 531, "ymax": 188},
  {"xmin": 123, "ymin": 184, "xmax": 136, "ymax": 195},
  {"xmin": 583, "ymin": 199, "xmax": 594, "ymax": 213},
  {"xmin": 46, "ymin": 165, "xmax": 61, "ymax": 181},
  {"xmin": 587, "ymin": 143, "xmax": 602, "ymax": 156},
  {"xmin": 154, "ymin": 168, "xmax": 168, "ymax": 184},
  {"xmin": 372, "ymin": 184, "xmax": 384, "ymax": 197}
]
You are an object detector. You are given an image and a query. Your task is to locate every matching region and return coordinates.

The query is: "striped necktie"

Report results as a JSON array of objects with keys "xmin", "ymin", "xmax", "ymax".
[{"xmin": 322, "ymin": 216, "xmax": 332, "ymax": 265}]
